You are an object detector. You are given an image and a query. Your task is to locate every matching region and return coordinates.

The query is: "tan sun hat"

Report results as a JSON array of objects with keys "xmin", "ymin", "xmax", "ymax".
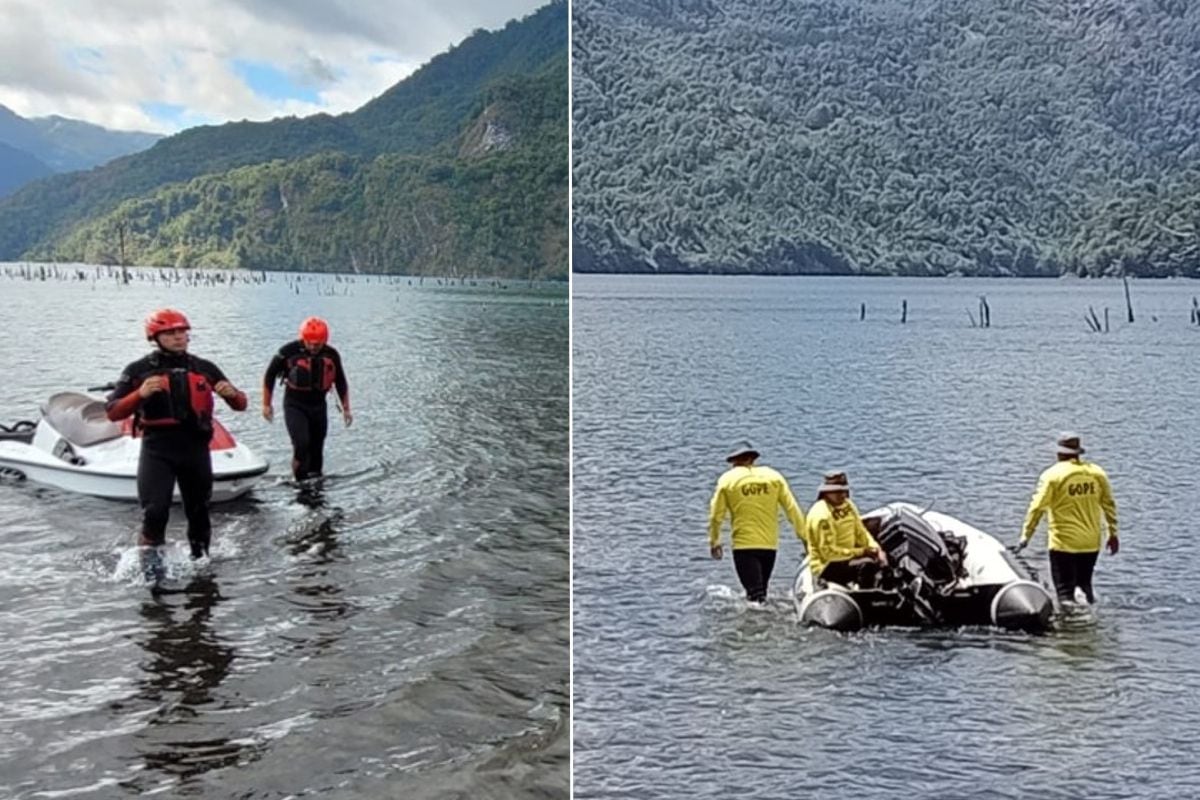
[
  {"xmin": 817, "ymin": 470, "xmax": 851, "ymax": 494},
  {"xmin": 725, "ymin": 440, "xmax": 760, "ymax": 462},
  {"xmin": 1056, "ymin": 432, "xmax": 1086, "ymax": 456}
]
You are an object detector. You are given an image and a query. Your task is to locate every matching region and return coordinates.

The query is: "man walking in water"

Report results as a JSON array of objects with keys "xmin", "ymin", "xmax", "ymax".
[
  {"xmin": 106, "ymin": 308, "xmax": 248, "ymax": 561},
  {"xmin": 1013, "ymin": 432, "xmax": 1119, "ymax": 605},
  {"xmin": 707, "ymin": 441, "xmax": 807, "ymax": 604},
  {"xmin": 262, "ymin": 316, "xmax": 351, "ymax": 481}
]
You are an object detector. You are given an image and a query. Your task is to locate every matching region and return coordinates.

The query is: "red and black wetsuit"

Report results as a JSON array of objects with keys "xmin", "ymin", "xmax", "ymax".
[
  {"xmin": 262, "ymin": 341, "xmax": 349, "ymax": 480},
  {"xmin": 106, "ymin": 350, "xmax": 247, "ymax": 557}
]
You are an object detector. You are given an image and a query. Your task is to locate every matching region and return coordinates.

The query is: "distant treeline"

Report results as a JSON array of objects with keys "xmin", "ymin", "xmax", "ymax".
[
  {"xmin": 0, "ymin": 1, "xmax": 567, "ymax": 279},
  {"xmin": 572, "ymin": 0, "xmax": 1200, "ymax": 277}
]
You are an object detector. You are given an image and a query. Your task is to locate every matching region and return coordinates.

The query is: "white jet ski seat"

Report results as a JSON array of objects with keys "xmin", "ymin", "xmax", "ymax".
[{"xmin": 40, "ymin": 392, "xmax": 124, "ymax": 447}]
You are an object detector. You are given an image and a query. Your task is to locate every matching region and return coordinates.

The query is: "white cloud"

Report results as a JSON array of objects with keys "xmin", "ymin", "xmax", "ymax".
[{"xmin": 0, "ymin": 0, "xmax": 548, "ymax": 133}]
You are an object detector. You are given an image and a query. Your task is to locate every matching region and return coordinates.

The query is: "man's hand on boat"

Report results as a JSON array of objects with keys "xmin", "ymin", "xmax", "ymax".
[
  {"xmin": 1008, "ymin": 539, "xmax": 1028, "ymax": 554},
  {"xmin": 865, "ymin": 546, "xmax": 888, "ymax": 566}
]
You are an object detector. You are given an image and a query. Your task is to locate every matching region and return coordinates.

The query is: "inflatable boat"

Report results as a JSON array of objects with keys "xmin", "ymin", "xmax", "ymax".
[
  {"xmin": 0, "ymin": 391, "xmax": 268, "ymax": 503},
  {"xmin": 793, "ymin": 502, "xmax": 1054, "ymax": 632}
]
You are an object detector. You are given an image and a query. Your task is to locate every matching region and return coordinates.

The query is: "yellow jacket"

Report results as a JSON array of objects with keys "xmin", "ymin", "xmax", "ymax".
[
  {"xmin": 1021, "ymin": 458, "xmax": 1118, "ymax": 553},
  {"xmin": 806, "ymin": 498, "xmax": 879, "ymax": 577},
  {"xmin": 708, "ymin": 465, "xmax": 806, "ymax": 550}
]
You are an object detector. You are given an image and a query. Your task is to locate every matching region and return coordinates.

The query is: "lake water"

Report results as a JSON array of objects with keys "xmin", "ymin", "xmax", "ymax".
[
  {"xmin": 572, "ymin": 274, "xmax": 1200, "ymax": 799},
  {"xmin": 0, "ymin": 265, "xmax": 568, "ymax": 799}
]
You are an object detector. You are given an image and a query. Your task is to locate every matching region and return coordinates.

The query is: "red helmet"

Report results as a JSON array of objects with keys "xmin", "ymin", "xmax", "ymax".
[
  {"xmin": 145, "ymin": 308, "xmax": 191, "ymax": 340},
  {"xmin": 299, "ymin": 316, "xmax": 329, "ymax": 345}
]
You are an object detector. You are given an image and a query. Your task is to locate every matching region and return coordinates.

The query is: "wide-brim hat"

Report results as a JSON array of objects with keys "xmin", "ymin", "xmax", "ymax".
[
  {"xmin": 725, "ymin": 441, "xmax": 760, "ymax": 462},
  {"xmin": 1056, "ymin": 432, "xmax": 1086, "ymax": 456},
  {"xmin": 817, "ymin": 470, "xmax": 851, "ymax": 494}
]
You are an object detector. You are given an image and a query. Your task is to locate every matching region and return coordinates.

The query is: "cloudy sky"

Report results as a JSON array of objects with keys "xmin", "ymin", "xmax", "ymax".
[{"xmin": 0, "ymin": 0, "xmax": 548, "ymax": 134}]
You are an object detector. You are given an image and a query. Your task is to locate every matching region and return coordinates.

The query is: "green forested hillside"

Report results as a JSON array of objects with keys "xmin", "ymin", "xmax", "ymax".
[
  {"xmin": 350, "ymin": 3, "xmax": 569, "ymax": 156},
  {"xmin": 0, "ymin": 142, "xmax": 52, "ymax": 198},
  {"xmin": 36, "ymin": 56, "xmax": 567, "ymax": 277},
  {"xmin": 572, "ymin": 0, "xmax": 1200, "ymax": 277},
  {"xmin": 0, "ymin": 1, "xmax": 566, "ymax": 278}
]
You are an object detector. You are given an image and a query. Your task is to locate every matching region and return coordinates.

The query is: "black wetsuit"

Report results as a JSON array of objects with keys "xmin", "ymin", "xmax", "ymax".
[
  {"xmin": 106, "ymin": 350, "xmax": 247, "ymax": 557},
  {"xmin": 263, "ymin": 342, "xmax": 349, "ymax": 480}
]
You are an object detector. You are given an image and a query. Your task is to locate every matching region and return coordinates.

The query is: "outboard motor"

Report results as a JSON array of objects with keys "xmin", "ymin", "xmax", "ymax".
[{"xmin": 873, "ymin": 505, "xmax": 966, "ymax": 623}]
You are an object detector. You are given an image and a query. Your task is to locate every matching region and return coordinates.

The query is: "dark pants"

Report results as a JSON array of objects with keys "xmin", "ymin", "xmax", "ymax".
[
  {"xmin": 284, "ymin": 400, "xmax": 328, "ymax": 480},
  {"xmin": 1049, "ymin": 549, "xmax": 1100, "ymax": 604},
  {"xmin": 820, "ymin": 557, "xmax": 882, "ymax": 589},
  {"xmin": 733, "ymin": 549, "xmax": 777, "ymax": 603},
  {"xmin": 138, "ymin": 430, "xmax": 213, "ymax": 558}
]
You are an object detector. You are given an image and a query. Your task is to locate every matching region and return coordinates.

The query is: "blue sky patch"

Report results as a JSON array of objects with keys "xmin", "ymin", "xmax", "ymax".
[
  {"xmin": 140, "ymin": 102, "xmax": 211, "ymax": 130},
  {"xmin": 232, "ymin": 59, "xmax": 321, "ymax": 104},
  {"xmin": 65, "ymin": 47, "xmax": 108, "ymax": 76}
]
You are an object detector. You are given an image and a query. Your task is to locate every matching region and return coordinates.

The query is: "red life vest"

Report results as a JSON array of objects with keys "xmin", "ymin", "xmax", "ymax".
[
  {"xmin": 285, "ymin": 354, "xmax": 336, "ymax": 392},
  {"xmin": 139, "ymin": 366, "xmax": 214, "ymax": 428}
]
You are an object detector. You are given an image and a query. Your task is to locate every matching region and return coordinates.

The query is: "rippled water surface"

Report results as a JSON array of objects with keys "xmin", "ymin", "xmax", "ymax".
[
  {"xmin": 572, "ymin": 274, "xmax": 1200, "ymax": 799},
  {"xmin": 0, "ymin": 266, "xmax": 567, "ymax": 799}
]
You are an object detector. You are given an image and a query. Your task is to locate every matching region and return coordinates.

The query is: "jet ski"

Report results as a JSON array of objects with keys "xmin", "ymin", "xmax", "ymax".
[
  {"xmin": 793, "ymin": 501, "xmax": 1054, "ymax": 632},
  {"xmin": 0, "ymin": 391, "xmax": 269, "ymax": 503}
]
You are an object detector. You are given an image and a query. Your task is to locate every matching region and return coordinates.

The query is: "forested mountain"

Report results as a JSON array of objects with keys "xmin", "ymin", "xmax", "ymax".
[
  {"xmin": 0, "ymin": 104, "xmax": 160, "ymax": 179},
  {"xmin": 24, "ymin": 114, "xmax": 162, "ymax": 172},
  {"xmin": 572, "ymin": 0, "xmax": 1200, "ymax": 277},
  {"xmin": 0, "ymin": 141, "xmax": 52, "ymax": 198},
  {"xmin": 1, "ymin": 1, "xmax": 567, "ymax": 278}
]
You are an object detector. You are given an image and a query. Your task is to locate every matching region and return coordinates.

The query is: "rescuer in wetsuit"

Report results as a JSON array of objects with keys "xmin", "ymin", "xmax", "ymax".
[
  {"xmin": 261, "ymin": 316, "xmax": 352, "ymax": 481},
  {"xmin": 105, "ymin": 308, "xmax": 248, "ymax": 559}
]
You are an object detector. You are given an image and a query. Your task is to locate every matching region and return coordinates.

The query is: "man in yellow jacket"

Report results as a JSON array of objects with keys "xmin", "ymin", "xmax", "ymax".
[
  {"xmin": 1014, "ymin": 432, "xmax": 1118, "ymax": 604},
  {"xmin": 806, "ymin": 470, "xmax": 888, "ymax": 587},
  {"xmin": 708, "ymin": 441, "xmax": 807, "ymax": 604}
]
